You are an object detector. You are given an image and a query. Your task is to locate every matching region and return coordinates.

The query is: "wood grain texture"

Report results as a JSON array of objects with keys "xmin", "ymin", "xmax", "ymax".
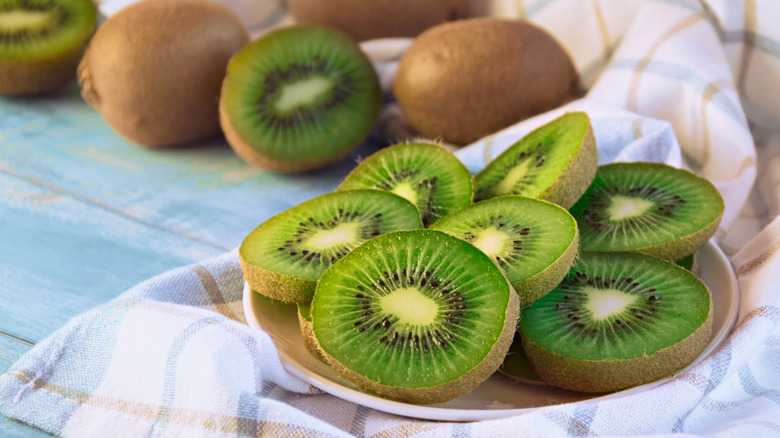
[{"xmin": 0, "ymin": 84, "xmax": 383, "ymax": 346}]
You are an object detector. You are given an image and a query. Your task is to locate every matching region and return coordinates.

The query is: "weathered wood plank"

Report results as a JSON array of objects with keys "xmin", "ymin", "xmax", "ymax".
[
  {"xmin": 0, "ymin": 335, "xmax": 54, "ymax": 437},
  {"xmin": 0, "ymin": 172, "xmax": 227, "ymax": 343},
  {"xmin": 0, "ymin": 85, "xmax": 381, "ymax": 251}
]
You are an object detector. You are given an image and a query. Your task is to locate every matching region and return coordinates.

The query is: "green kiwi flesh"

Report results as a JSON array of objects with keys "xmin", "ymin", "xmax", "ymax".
[
  {"xmin": 220, "ymin": 25, "xmax": 381, "ymax": 173},
  {"xmin": 473, "ymin": 112, "xmax": 598, "ymax": 208},
  {"xmin": 499, "ymin": 330, "xmax": 543, "ymax": 385},
  {"xmin": 521, "ymin": 251, "xmax": 712, "ymax": 393},
  {"xmin": 569, "ymin": 162, "xmax": 724, "ymax": 260},
  {"xmin": 239, "ymin": 190, "xmax": 422, "ymax": 304},
  {"xmin": 431, "ymin": 195, "xmax": 578, "ymax": 306},
  {"xmin": 338, "ymin": 142, "xmax": 473, "ymax": 227},
  {"xmin": 0, "ymin": 0, "xmax": 96, "ymax": 95},
  {"xmin": 312, "ymin": 229, "xmax": 518, "ymax": 404}
]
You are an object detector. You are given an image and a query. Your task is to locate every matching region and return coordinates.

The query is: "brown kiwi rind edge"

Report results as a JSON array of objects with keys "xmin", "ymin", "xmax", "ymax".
[
  {"xmin": 634, "ymin": 213, "xmax": 723, "ymax": 262},
  {"xmin": 515, "ymin": 222, "xmax": 579, "ymax": 307},
  {"xmin": 297, "ymin": 305, "xmax": 329, "ymax": 362},
  {"xmin": 520, "ymin": 294, "xmax": 713, "ymax": 393},
  {"xmin": 320, "ymin": 285, "xmax": 520, "ymax": 405},
  {"xmin": 1, "ymin": 42, "xmax": 92, "ymax": 95},
  {"xmin": 240, "ymin": 255, "xmax": 315, "ymax": 304},
  {"xmin": 537, "ymin": 114, "xmax": 599, "ymax": 209},
  {"xmin": 219, "ymin": 97, "xmax": 360, "ymax": 173}
]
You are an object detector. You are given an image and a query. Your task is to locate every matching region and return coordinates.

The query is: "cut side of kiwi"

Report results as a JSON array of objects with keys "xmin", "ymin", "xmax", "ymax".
[
  {"xmin": 338, "ymin": 142, "xmax": 473, "ymax": 227},
  {"xmin": 219, "ymin": 24, "xmax": 381, "ymax": 173},
  {"xmin": 0, "ymin": 0, "xmax": 97, "ymax": 95},
  {"xmin": 239, "ymin": 190, "xmax": 422, "ymax": 304},
  {"xmin": 473, "ymin": 112, "xmax": 598, "ymax": 208},
  {"xmin": 569, "ymin": 162, "xmax": 724, "ymax": 261},
  {"xmin": 430, "ymin": 195, "xmax": 578, "ymax": 306},
  {"xmin": 311, "ymin": 229, "xmax": 518, "ymax": 404},
  {"xmin": 521, "ymin": 251, "xmax": 712, "ymax": 393}
]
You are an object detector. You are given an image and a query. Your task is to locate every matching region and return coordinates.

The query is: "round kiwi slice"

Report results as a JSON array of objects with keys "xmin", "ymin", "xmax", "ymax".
[
  {"xmin": 521, "ymin": 251, "xmax": 712, "ymax": 393},
  {"xmin": 239, "ymin": 190, "xmax": 422, "ymax": 304},
  {"xmin": 219, "ymin": 24, "xmax": 382, "ymax": 173},
  {"xmin": 430, "ymin": 196, "xmax": 578, "ymax": 306},
  {"xmin": 297, "ymin": 302, "xmax": 329, "ymax": 362},
  {"xmin": 473, "ymin": 112, "xmax": 598, "ymax": 208},
  {"xmin": 569, "ymin": 162, "xmax": 725, "ymax": 261},
  {"xmin": 337, "ymin": 142, "xmax": 473, "ymax": 227},
  {"xmin": 312, "ymin": 229, "xmax": 519, "ymax": 404},
  {"xmin": 0, "ymin": 0, "xmax": 96, "ymax": 95}
]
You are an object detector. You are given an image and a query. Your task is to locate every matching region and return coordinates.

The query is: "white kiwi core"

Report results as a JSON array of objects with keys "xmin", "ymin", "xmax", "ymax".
[
  {"xmin": 305, "ymin": 222, "xmax": 359, "ymax": 250},
  {"xmin": 380, "ymin": 287, "xmax": 438, "ymax": 325},
  {"xmin": 275, "ymin": 76, "xmax": 333, "ymax": 113},
  {"xmin": 390, "ymin": 181, "xmax": 419, "ymax": 206},
  {"xmin": 584, "ymin": 287, "xmax": 640, "ymax": 319},
  {"xmin": 472, "ymin": 227, "xmax": 508, "ymax": 257},
  {"xmin": 494, "ymin": 159, "xmax": 533, "ymax": 195},
  {"xmin": 607, "ymin": 195, "xmax": 655, "ymax": 221},
  {"xmin": 0, "ymin": 10, "xmax": 55, "ymax": 31}
]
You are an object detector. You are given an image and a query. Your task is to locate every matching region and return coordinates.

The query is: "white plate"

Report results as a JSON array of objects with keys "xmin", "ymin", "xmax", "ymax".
[{"xmin": 242, "ymin": 241, "xmax": 739, "ymax": 421}]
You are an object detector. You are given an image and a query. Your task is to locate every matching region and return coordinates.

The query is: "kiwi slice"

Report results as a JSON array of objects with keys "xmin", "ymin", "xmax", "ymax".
[
  {"xmin": 430, "ymin": 196, "xmax": 578, "ymax": 306},
  {"xmin": 219, "ymin": 24, "xmax": 382, "ymax": 173},
  {"xmin": 473, "ymin": 112, "xmax": 598, "ymax": 208},
  {"xmin": 239, "ymin": 190, "xmax": 422, "ymax": 304},
  {"xmin": 521, "ymin": 251, "xmax": 712, "ymax": 393},
  {"xmin": 297, "ymin": 302, "xmax": 329, "ymax": 362},
  {"xmin": 338, "ymin": 142, "xmax": 473, "ymax": 227},
  {"xmin": 311, "ymin": 229, "xmax": 518, "ymax": 404},
  {"xmin": 0, "ymin": 0, "xmax": 97, "ymax": 95},
  {"xmin": 569, "ymin": 162, "xmax": 724, "ymax": 261}
]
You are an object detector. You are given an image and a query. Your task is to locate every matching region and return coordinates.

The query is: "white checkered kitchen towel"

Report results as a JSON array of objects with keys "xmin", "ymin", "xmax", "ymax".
[{"xmin": 2, "ymin": 0, "xmax": 780, "ymax": 436}]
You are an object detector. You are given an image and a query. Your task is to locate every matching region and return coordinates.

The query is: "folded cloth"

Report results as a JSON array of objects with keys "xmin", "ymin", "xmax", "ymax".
[{"xmin": 3, "ymin": 0, "xmax": 780, "ymax": 436}]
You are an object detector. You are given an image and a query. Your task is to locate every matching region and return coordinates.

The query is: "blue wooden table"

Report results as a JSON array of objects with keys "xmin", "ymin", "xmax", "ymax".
[{"xmin": 0, "ymin": 83, "xmax": 384, "ymax": 436}]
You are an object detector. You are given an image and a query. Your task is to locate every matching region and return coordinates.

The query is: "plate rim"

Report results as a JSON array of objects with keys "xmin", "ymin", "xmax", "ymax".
[{"xmin": 242, "ymin": 241, "xmax": 740, "ymax": 421}]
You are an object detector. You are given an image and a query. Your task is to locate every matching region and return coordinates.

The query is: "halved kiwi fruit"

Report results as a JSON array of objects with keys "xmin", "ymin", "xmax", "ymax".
[
  {"xmin": 520, "ymin": 251, "xmax": 712, "ymax": 393},
  {"xmin": 473, "ymin": 112, "xmax": 598, "ymax": 208},
  {"xmin": 220, "ymin": 24, "xmax": 382, "ymax": 173},
  {"xmin": 239, "ymin": 190, "xmax": 422, "ymax": 304},
  {"xmin": 297, "ymin": 302, "xmax": 328, "ymax": 362},
  {"xmin": 430, "ymin": 196, "xmax": 578, "ymax": 306},
  {"xmin": 569, "ymin": 162, "xmax": 724, "ymax": 260},
  {"xmin": 311, "ymin": 229, "xmax": 518, "ymax": 404},
  {"xmin": 0, "ymin": 0, "xmax": 96, "ymax": 95},
  {"xmin": 338, "ymin": 142, "xmax": 473, "ymax": 227}
]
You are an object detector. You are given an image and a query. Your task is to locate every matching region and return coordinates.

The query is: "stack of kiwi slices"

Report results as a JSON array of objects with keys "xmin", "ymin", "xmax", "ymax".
[
  {"xmin": 242, "ymin": 112, "xmax": 726, "ymax": 402},
  {"xmin": 0, "ymin": 0, "xmax": 97, "ymax": 95},
  {"xmin": 220, "ymin": 24, "xmax": 382, "ymax": 173}
]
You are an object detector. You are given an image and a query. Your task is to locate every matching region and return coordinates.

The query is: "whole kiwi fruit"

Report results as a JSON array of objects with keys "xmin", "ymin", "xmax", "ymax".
[
  {"xmin": 78, "ymin": 0, "xmax": 248, "ymax": 147},
  {"xmin": 287, "ymin": 0, "xmax": 465, "ymax": 42},
  {"xmin": 393, "ymin": 18, "xmax": 579, "ymax": 146}
]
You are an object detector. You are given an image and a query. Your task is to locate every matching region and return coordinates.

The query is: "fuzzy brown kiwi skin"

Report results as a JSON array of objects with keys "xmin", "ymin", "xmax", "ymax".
[
  {"xmin": 393, "ymin": 18, "xmax": 579, "ymax": 146},
  {"xmin": 297, "ymin": 306, "xmax": 329, "ymax": 363},
  {"xmin": 218, "ymin": 97, "xmax": 357, "ymax": 174},
  {"xmin": 239, "ymin": 254, "xmax": 315, "ymax": 304},
  {"xmin": 321, "ymin": 286, "xmax": 520, "ymax": 405},
  {"xmin": 78, "ymin": 0, "xmax": 248, "ymax": 147},
  {"xmin": 521, "ymin": 299, "xmax": 713, "ymax": 393},
  {"xmin": 515, "ymin": 226, "xmax": 579, "ymax": 307},
  {"xmin": 287, "ymin": 0, "xmax": 465, "ymax": 42},
  {"xmin": 537, "ymin": 117, "xmax": 598, "ymax": 209}
]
